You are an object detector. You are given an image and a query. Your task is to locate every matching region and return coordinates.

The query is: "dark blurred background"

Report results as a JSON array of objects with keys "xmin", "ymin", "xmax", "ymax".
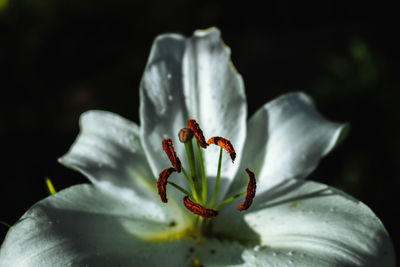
[{"xmin": 1, "ymin": 0, "xmax": 399, "ymax": 260}]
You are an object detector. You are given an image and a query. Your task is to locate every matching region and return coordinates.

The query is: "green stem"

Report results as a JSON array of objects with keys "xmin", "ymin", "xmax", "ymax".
[
  {"xmin": 209, "ymin": 147, "xmax": 223, "ymax": 207},
  {"xmin": 214, "ymin": 191, "xmax": 246, "ymax": 210},
  {"xmin": 197, "ymin": 142, "xmax": 207, "ymax": 204},
  {"xmin": 167, "ymin": 181, "xmax": 192, "ymax": 197},
  {"xmin": 0, "ymin": 221, "xmax": 11, "ymax": 228},
  {"xmin": 181, "ymin": 166, "xmax": 199, "ymax": 202}
]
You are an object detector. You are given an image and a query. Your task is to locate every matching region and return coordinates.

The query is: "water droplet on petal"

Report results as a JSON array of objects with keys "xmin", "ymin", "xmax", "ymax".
[
  {"xmin": 168, "ymin": 95, "xmax": 173, "ymax": 101},
  {"xmin": 167, "ymin": 73, "xmax": 172, "ymax": 79}
]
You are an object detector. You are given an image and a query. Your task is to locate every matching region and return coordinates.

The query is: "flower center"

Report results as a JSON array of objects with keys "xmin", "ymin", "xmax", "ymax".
[{"xmin": 157, "ymin": 119, "xmax": 256, "ymax": 222}]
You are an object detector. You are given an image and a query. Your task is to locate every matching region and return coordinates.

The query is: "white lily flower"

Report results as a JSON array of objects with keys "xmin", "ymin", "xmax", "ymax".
[{"xmin": 0, "ymin": 28, "xmax": 394, "ymax": 267}]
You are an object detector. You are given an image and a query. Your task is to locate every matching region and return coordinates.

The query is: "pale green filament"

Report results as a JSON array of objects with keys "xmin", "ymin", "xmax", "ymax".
[
  {"xmin": 167, "ymin": 181, "xmax": 192, "ymax": 198},
  {"xmin": 181, "ymin": 166, "xmax": 199, "ymax": 202},
  {"xmin": 209, "ymin": 147, "xmax": 223, "ymax": 207},
  {"xmin": 197, "ymin": 142, "xmax": 207, "ymax": 204},
  {"xmin": 214, "ymin": 191, "xmax": 246, "ymax": 210}
]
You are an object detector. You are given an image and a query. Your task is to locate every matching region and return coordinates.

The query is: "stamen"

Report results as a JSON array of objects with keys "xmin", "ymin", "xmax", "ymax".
[
  {"xmin": 187, "ymin": 119, "xmax": 208, "ymax": 148},
  {"xmin": 207, "ymin": 136, "xmax": 236, "ymax": 162},
  {"xmin": 162, "ymin": 139, "xmax": 181, "ymax": 173},
  {"xmin": 237, "ymin": 169, "xmax": 256, "ymax": 211},
  {"xmin": 183, "ymin": 196, "xmax": 218, "ymax": 219},
  {"xmin": 157, "ymin": 167, "xmax": 176, "ymax": 203}
]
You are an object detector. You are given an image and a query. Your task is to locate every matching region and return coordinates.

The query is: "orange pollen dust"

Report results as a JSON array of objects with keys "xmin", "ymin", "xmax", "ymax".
[
  {"xmin": 237, "ymin": 168, "xmax": 257, "ymax": 211},
  {"xmin": 207, "ymin": 136, "xmax": 236, "ymax": 162},
  {"xmin": 162, "ymin": 139, "xmax": 181, "ymax": 173},
  {"xmin": 183, "ymin": 196, "xmax": 218, "ymax": 219},
  {"xmin": 157, "ymin": 167, "xmax": 176, "ymax": 203},
  {"xmin": 187, "ymin": 119, "xmax": 208, "ymax": 148}
]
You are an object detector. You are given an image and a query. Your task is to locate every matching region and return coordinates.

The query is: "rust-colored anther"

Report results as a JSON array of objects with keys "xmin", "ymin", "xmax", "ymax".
[
  {"xmin": 162, "ymin": 139, "xmax": 181, "ymax": 173},
  {"xmin": 207, "ymin": 136, "xmax": 236, "ymax": 162},
  {"xmin": 178, "ymin": 128, "xmax": 194, "ymax": 143},
  {"xmin": 187, "ymin": 119, "xmax": 208, "ymax": 148},
  {"xmin": 237, "ymin": 169, "xmax": 256, "ymax": 211},
  {"xmin": 157, "ymin": 167, "xmax": 176, "ymax": 203},
  {"xmin": 183, "ymin": 196, "xmax": 218, "ymax": 219}
]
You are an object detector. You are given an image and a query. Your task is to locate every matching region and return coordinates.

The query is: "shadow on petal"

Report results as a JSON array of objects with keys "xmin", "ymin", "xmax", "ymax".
[
  {"xmin": 2, "ymin": 203, "xmax": 193, "ymax": 266},
  {"xmin": 252, "ymin": 179, "xmax": 360, "ymax": 212}
]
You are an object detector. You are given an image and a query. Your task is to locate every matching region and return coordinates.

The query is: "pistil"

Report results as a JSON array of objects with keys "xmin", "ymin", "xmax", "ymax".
[{"xmin": 184, "ymin": 139, "xmax": 200, "ymax": 195}]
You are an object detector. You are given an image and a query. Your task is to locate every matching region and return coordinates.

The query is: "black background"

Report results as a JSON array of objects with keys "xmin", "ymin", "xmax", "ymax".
[{"xmin": 1, "ymin": 0, "xmax": 399, "ymax": 260}]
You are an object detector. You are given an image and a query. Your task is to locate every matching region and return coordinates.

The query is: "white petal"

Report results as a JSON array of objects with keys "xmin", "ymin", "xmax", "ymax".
[
  {"xmin": 229, "ymin": 92, "xmax": 348, "ymax": 195},
  {"xmin": 59, "ymin": 110, "xmax": 156, "ymax": 198},
  {"xmin": 0, "ymin": 184, "xmax": 193, "ymax": 266},
  {"xmin": 140, "ymin": 28, "xmax": 247, "ymax": 185},
  {"xmin": 213, "ymin": 181, "xmax": 394, "ymax": 266}
]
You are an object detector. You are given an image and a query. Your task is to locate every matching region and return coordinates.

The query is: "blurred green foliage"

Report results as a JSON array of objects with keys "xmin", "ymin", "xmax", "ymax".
[{"xmin": 0, "ymin": 0, "xmax": 7, "ymax": 12}]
